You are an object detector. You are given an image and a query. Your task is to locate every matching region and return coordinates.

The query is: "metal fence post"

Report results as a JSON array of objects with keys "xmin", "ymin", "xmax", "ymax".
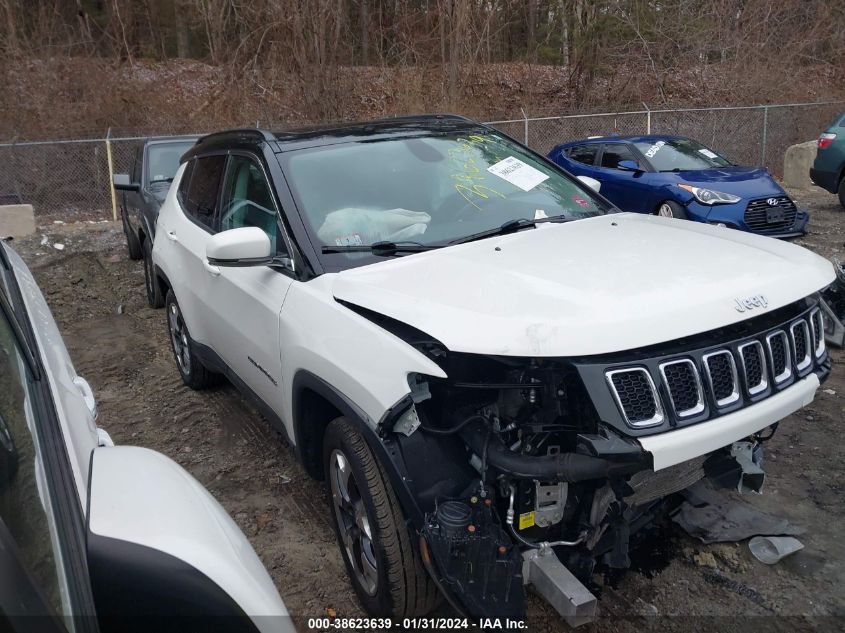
[
  {"xmin": 105, "ymin": 128, "xmax": 118, "ymax": 222},
  {"xmin": 521, "ymin": 108, "xmax": 529, "ymax": 145},
  {"xmin": 643, "ymin": 103, "xmax": 651, "ymax": 134},
  {"xmin": 760, "ymin": 105, "xmax": 769, "ymax": 167}
]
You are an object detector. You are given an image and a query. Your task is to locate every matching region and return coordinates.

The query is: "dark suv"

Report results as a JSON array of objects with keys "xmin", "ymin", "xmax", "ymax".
[
  {"xmin": 810, "ymin": 112, "xmax": 845, "ymax": 209},
  {"xmin": 112, "ymin": 137, "xmax": 197, "ymax": 307}
]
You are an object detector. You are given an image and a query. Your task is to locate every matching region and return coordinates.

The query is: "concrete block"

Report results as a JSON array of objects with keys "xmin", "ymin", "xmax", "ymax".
[
  {"xmin": 783, "ymin": 140, "xmax": 817, "ymax": 189},
  {"xmin": 0, "ymin": 204, "xmax": 36, "ymax": 238}
]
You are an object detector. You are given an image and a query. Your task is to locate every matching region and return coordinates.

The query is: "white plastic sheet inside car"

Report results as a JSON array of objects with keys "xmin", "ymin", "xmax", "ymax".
[{"xmin": 317, "ymin": 207, "xmax": 431, "ymax": 246}]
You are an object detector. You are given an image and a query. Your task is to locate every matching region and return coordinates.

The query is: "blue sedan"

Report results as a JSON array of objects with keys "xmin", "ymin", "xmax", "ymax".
[{"xmin": 548, "ymin": 135, "xmax": 808, "ymax": 238}]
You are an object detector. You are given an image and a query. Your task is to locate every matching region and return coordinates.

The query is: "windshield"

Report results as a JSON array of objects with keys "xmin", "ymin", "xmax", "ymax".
[
  {"xmin": 146, "ymin": 141, "xmax": 195, "ymax": 184},
  {"xmin": 282, "ymin": 131, "xmax": 608, "ymax": 265},
  {"xmin": 634, "ymin": 138, "xmax": 732, "ymax": 171}
]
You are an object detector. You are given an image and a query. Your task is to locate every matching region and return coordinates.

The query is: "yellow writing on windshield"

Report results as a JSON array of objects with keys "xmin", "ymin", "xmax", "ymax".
[
  {"xmin": 454, "ymin": 184, "xmax": 506, "ymax": 209},
  {"xmin": 448, "ymin": 135, "xmax": 505, "ymax": 210}
]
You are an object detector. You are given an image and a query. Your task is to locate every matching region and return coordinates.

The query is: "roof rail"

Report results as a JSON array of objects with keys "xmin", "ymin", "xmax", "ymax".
[{"xmin": 195, "ymin": 128, "xmax": 275, "ymax": 144}]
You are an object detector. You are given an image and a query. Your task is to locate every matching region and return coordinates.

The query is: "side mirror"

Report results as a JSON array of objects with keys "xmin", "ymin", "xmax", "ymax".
[
  {"xmin": 617, "ymin": 159, "xmax": 641, "ymax": 172},
  {"xmin": 87, "ymin": 446, "xmax": 291, "ymax": 630},
  {"xmin": 206, "ymin": 227, "xmax": 272, "ymax": 267},
  {"xmin": 576, "ymin": 175, "xmax": 602, "ymax": 193},
  {"xmin": 112, "ymin": 173, "xmax": 141, "ymax": 192}
]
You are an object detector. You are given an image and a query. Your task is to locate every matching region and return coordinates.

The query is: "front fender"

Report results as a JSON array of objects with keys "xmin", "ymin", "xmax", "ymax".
[{"xmin": 279, "ymin": 275, "xmax": 446, "ymax": 438}]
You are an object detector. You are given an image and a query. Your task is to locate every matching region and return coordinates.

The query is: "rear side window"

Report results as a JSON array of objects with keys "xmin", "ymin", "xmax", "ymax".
[
  {"xmin": 567, "ymin": 145, "xmax": 598, "ymax": 165},
  {"xmin": 176, "ymin": 159, "xmax": 195, "ymax": 210},
  {"xmin": 181, "ymin": 155, "xmax": 226, "ymax": 231},
  {"xmin": 600, "ymin": 144, "xmax": 638, "ymax": 169}
]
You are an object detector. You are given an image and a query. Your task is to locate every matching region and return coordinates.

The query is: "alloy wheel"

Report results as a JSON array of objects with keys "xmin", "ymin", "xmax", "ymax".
[
  {"xmin": 168, "ymin": 302, "xmax": 191, "ymax": 375},
  {"xmin": 329, "ymin": 449, "xmax": 378, "ymax": 596},
  {"xmin": 658, "ymin": 203, "xmax": 675, "ymax": 218}
]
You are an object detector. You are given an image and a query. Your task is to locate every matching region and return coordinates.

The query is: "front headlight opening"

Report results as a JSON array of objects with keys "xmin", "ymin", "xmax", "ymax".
[{"xmin": 678, "ymin": 183, "xmax": 741, "ymax": 205}]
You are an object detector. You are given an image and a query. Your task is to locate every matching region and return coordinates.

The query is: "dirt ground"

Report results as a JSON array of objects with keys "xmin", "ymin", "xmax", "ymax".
[{"xmin": 7, "ymin": 186, "xmax": 845, "ymax": 631}]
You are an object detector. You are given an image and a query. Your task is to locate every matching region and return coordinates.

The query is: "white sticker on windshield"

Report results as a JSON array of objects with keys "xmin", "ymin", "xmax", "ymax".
[
  {"xmin": 645, "ymin": 141, "xmax": 665, "ymax": 158},
  {"xmin": 334, "ymin": 233, "xmax": 363, "ymax": 246},
  {"xmin": 534, "ymin": 209, "xmax": 548, "ymax": 219},
  {"xmin": 698, "ymin": 148, "xmax": 719, "ymax": 159},
  {"xmin": 487, "ymin": 157, "xmax": 549, "ymax": 192}
]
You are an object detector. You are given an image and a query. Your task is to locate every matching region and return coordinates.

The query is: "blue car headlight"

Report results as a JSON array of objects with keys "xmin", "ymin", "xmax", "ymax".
[{"xmin": 678, "ymin": 184, "xmax": 741, "ymax": 205}]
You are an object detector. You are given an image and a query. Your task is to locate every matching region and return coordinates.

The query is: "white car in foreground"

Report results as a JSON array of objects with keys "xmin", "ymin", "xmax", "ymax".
[
  {"xmin": 0, "ymin": 241, "xmax": 291, "ymax": 633},
  {"xmin": 152, "ymin": 116, "xmax": 834, "ymax": 624}
]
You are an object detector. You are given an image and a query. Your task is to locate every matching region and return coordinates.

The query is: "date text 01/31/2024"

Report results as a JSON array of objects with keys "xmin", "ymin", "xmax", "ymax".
[{"xmin": 306, "ymin": 617, "xmax": 528, "ymax": 630}]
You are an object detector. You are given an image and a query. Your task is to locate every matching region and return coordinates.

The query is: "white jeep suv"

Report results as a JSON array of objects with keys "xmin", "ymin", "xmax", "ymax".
[{"xmin": 151, "ymin": 117, "xmax": 834, "ymax": 623}]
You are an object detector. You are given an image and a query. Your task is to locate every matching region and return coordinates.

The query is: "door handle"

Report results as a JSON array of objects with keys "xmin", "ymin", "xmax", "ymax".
[
  {"xmin": 72, "ymin": 376, "xmax": 98, "ymax": 420},
  {"xmin": 166, "ymin": 231, "xmax": 179, "ymax": 242},
  {"xmin": 203, "ymin": 260, "xmax": 220, "ymax": 277}
]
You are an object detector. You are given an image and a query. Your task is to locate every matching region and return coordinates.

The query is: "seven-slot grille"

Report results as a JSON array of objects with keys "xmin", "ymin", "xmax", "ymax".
[
  {"xmin": 744, "ymin": 196, "xmax": 798, "ymax": 233},
  {"xmin": 605, "ymin": 313, "xmax": 824, "ymax": 427}
]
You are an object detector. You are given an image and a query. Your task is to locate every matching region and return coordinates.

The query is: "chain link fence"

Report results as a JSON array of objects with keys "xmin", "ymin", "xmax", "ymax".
[{"xmin": 1, "ymin": 101, "xmax": 843, "ymax": 219}]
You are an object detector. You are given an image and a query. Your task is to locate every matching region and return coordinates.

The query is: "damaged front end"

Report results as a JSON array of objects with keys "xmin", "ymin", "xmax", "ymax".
[
  {"xmin": 820, "ymin": 257, "xmax": 845, "ymax": 347},
  {"xmin": 373, "ymin": 296, "xmax": 829, "ymax": 624}
]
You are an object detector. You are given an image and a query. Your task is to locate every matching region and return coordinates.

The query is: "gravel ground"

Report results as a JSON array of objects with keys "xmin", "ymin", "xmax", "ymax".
[{"xmin": 7, "ymin": 186, "xmax": 845, "ymax": 632}]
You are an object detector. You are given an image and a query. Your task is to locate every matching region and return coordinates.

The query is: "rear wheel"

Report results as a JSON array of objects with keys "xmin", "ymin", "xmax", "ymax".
[
  {"xmin": 655, "ymin": 200, "xmax": 688, "ymax": 220},
  {"xmin": 838, "ymin": 176, "xmax": 845, "ymax": 210},
  {"xmin": 143, "ymin": 238, "xmax": 165, "ymax": 309},
  {"xmin": 121, "ymin": 206, "xmax": 142, "ymax": 260},
  {"xmin": 323, "ymin": 417, "xmax": 440, "ymax": 617},
  {"xmin": 165, "ymin": 290, "xmax": 219, "ymax": 389}
]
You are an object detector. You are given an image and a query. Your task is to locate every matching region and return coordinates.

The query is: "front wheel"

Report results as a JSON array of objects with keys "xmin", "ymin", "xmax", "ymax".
[
  {"xmin": 655, "ymin": 200, "xmax": 688, "ymax": 220},
  {"xmin": 323, "ymin": 417, "xmax": 440, "ymax": 617},
  {"xmin": 838, "ymin": 176, "xmax": 845, "ymax": 211},
  {"xmin": 121, "ymin": 206, "xmax": 142, "ymax": 260}
]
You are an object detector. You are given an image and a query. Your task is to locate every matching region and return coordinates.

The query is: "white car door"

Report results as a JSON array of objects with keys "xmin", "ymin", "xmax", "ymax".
[
  {"xmin": 205, "ymin": 154, "xmax": 294, "ymax": 417},
  {"xmin": 157, "ymin": 155, "xmax": 227, "ymax": 345}
]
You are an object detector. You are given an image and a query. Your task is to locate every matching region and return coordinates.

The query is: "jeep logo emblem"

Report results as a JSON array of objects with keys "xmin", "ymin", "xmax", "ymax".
[
  {"xmin": 766, "ymin": 198, "xmax": 779, "ymax": 206},
  {"xmin": 734, "ymin": 295, "xmax": 768, "ymax": 313}
]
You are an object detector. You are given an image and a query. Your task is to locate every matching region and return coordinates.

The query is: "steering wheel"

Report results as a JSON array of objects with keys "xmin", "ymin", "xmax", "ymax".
[{"xmin": 436, "ymin": 190, "xmax": 497, "ymax": 223}]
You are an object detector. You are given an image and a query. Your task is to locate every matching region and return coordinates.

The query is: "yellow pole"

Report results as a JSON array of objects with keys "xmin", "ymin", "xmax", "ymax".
[{"xmin": 105, "ymin": 130, "xmax": 118, "ymax": 222}]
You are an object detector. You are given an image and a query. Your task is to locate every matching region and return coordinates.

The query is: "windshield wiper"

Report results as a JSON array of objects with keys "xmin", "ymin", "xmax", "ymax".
[
  {"xmin": 321, "ymin": 241, "xmax": 441, "ymax": 256},
  {"xmin": 449, "ymin": 215, "xmax": 569, "ymax": 245}
]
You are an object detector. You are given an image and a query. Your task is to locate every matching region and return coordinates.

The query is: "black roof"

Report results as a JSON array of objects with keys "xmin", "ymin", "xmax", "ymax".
[
  {"xmin": 183, "ymin": 114, "xmax": 487, "ymax": 160},
  {"xmin": 144, "ymin": 135, "xmax": 200, "ymax": 147}
]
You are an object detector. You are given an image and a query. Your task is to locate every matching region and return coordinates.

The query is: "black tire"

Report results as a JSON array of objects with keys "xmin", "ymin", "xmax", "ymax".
[
  {"xmin": 143, "ymin": 238, "xmax": 165, "ymax": 309},
  {"xmin": 121, "ymin": 206, "xmax": 142, "ymax": 260},
  {"xmin": 838, "ymin": 176, "xmax": 845, "ymax": 211},
  {"xmin": 323, "ymin": 417, "xmax": 440, "ymax": 618},
  {"xmin": 165, "ymin": 290, "xmax": 220, "ymax": 390},
  {"xmin": 654, "ymin": 200, "xmax": 688, "ymax": 220}
]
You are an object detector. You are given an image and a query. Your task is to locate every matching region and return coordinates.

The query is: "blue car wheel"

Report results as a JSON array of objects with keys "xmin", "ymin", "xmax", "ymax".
[{"xmin": 656, "ymin": 200, "xmax": 688, "ymax": 220}]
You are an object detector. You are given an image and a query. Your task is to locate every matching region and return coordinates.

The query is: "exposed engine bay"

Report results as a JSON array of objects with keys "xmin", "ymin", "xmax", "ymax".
[{"xmin": 375, "ymin": 296, "xmax": 829, "ymax": 623}]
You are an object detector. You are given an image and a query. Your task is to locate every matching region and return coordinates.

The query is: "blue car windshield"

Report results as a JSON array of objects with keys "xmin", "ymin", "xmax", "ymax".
[
  {"xmin": 634, "ymin": 138, "xmax": 732, "ymax": 172},
  {"xmin": 283, "ymin": 131, "xmax": 608, "ymax": 261}
]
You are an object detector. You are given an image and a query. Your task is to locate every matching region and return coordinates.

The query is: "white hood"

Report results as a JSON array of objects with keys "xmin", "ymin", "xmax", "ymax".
[{"xmin": 332, "ymin": 214, "xmax": 835, "ymax": 357}]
